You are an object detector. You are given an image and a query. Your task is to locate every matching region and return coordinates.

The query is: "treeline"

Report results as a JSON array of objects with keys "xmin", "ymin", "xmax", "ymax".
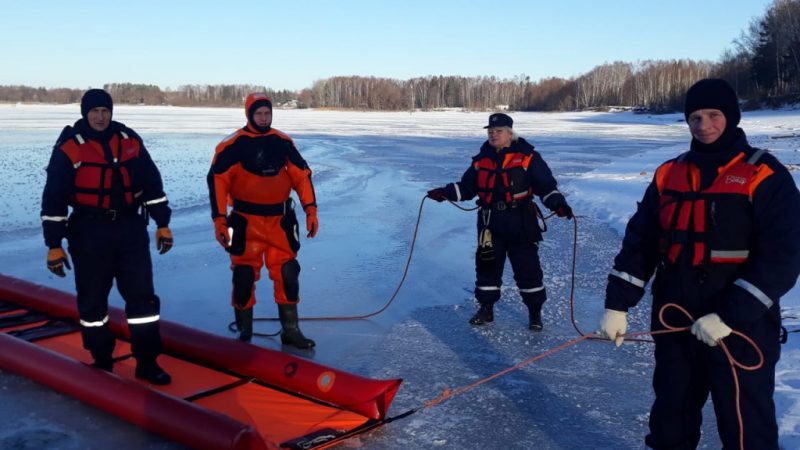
[
  {"xmin": 1, "ymin": 0, "xmax": 797, "ymax": 112},
  {"xmin": 296, "ymin": 62, "xmax": 715, "ymax": 112},
  {"xmin": 0, "ymin": 84, "xmax": 297, "ymax": 107}
]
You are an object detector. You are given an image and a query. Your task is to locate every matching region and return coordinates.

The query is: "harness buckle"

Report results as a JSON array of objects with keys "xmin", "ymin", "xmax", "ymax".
[
  {"xmin": 495, "ymin": 201, "xmax": 507, "ymax": 211},
  {"xmin": 107, "ymin": 209, "xmax": 117, "ymax": 221}
]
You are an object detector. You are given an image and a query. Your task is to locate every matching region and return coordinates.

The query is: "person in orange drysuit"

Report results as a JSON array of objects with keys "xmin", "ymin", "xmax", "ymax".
[{"xmin": 207, "ymin": 93, "xmax": 318, "ymax": 348}]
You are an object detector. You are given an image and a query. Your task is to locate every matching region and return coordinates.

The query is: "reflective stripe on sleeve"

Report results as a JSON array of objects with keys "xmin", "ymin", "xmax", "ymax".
[
  {"xmin": 542, "ymin": 190, "xmax": 560, "ymax": 203},
  {"xmin": 128, "ymin": 315, "xmax": 160, "ymax": 325},
  {"xmin": 80, "ymin": 316, "xmax": 109, "ymax": 327},
  {"xmin": 512, "ymin": 191, "xmax": 528, "ymax": 200},
  {"xmin": 610, "ymin": 269, "xmax": 646, "ymax": 288},
  {"xmin": 42, "ymin": 215, "xmax": 68, "ymax": 222},
  {"xmin": 144, "ymin": 196, "xmax": 168, "ymax": 206},
  {"xmin": 734, "ymin": 279, "xmax": 774, "ymax": 309},
  {"xmin": 453, "ymin": 183, "xmax": 462, "ymax": 201}
]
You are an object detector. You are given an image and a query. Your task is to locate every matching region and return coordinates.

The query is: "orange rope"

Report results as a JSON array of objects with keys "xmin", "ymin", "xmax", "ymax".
[
  {"xmin": 242, "ymin": 196, "xmax": 436, "ymax": 337},
  {"xmin": 649, "ymin": 303, "xmax": 764, "ymax": 450},
  {"xmin": 243, "ymin": 196, "xmax": 510, "ymax": 336},
  {"xmin": 565, "ymin": 215, "xmax": 654, "ymax": 344},
  {"xmin": 272, "ymin": 199, "xmax": 767, "ymax": 449},
  {"xmin": 422, "ymin": 334, "xmax": 594, "ymax": 409},
  {"xmin": 416, "ymin": 303, "xmax": 763, "ymax": 450}
]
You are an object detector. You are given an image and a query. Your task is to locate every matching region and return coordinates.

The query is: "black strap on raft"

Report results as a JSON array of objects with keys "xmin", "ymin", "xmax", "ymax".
[
  {"xmin": 0, "ymin": 300, "xmax": 20, "ymax": 313},
  {"xmin": 383, "ymin": 407, "xmax": 420, "ymax": 423},
  {"xmin": 0, "ymin": 310, "xmax": 50, "ymax": 328},
  {"xmin": 9, "ymin": 319, "xmax": 81, "ymax": 342},
  {"xmin": 281, "ymin": 417, "xmax": 388, "ymax": 450},
  {"xmin": 282, "ymin": 428, "xmax": 344, "ymax": 450}
]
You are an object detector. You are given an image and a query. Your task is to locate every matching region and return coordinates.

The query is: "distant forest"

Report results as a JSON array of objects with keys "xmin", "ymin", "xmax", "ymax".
[{"xmin": 2, "ymin": 0, "xmax": 798, "ymax": 113}]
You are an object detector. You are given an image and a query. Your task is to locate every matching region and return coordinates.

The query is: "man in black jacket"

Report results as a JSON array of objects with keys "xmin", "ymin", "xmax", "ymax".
[
  {"xmin": 428, "ymin": 113, "xmax": 573, "ymax": 331},
  {"xmin": 41, "ymin": 89, "xmax": 174, "ymax": 385},
  {"xmin": 598, "ymin": 79, "xmax": 800, "ymax": 449}
]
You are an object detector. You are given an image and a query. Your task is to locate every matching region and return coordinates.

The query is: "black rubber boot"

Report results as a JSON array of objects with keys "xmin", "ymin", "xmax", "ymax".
[
  {"xmin": 527, "ymin": 303, "xmax": 543, "ymax": 332},
  {"xmin": 135, "ymin": 360, "xmax": 172, "ymax": 385},
  {"xmin": 278, "ymin": 304, "xmax": 315, "ymax": 349},
  {"xmin": 234, "ymin": 308, "xmax": 253, "ymax": 343},
  {"xmin": 469, "ymin": 302, "xmax": 494, "ymax": 325}
]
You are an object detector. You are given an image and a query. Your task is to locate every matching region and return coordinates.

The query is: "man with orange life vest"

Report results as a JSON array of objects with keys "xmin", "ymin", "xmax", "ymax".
[
  {"xmin": 40, "ymin": 89, "xmax": 174, "ymax": 385},
  {"xmin": 208, "ymin": 93, "xmax": 318, "ymax": 348},
  {"xmin": 427, "ymin": 113, "xmax": 573, "ymax": 331},
  {"xmin": 598, "ymin": 79, "xmax": 800, "ymax": 449}
]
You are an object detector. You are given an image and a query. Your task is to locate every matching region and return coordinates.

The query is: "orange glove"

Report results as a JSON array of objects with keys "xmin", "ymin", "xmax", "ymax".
[
  {"xmin": 47, "ymin": 247, "xmax": 71, "ymax": 277},
  {"xmin": 214, "ymin": 217, "xmax": 231, "ymax": 248},
  {"xmin": 155, "ymin": 227, "xmax": 173, "ymax": 254},
  {"xmin": 305, "ymin": 206, "xmax": 318, "ymax": 238}
]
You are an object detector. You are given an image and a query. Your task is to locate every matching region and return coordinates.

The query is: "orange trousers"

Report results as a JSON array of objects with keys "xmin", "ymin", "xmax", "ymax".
[{"xmin": 229, "ymin": 211, "xmax": 301, "ymax": 309}]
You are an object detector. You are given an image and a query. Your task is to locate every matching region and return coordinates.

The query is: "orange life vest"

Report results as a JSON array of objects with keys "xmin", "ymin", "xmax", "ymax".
[
  {"xmin": 60, "ymin": 131, "xmax": 141, "ymax": 209},
  {"xmin": 655, "ymin": 149, "xmax": 773, "ymax": 266},
  {"xmin": 473, "ymin": 151, "xmax": 533, "ymax": 206}
]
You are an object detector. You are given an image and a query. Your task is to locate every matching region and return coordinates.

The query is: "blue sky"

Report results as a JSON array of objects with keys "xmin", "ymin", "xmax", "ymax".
[{"xmin": 1, "ymin": 0, "xmax": 772, "ymax": 91}]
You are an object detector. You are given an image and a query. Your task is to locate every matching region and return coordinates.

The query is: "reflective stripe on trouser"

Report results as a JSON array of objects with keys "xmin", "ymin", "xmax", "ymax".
[
  {"xmin": 474, "ymin": 214, "xmax": 545, "ymax": 306},
  {"xmin": 230, "ymin": 212, "xmax": 301, "ymax": 306},
  {"xmin": 67, "ymin": 212, "xmax": 162, "ymax": 362}
]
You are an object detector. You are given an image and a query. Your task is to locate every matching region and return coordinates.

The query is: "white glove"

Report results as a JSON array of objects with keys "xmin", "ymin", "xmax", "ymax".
[
  {"xmin": 690, "ymin": 313, "xmax": 732, "ymax": 347},
  {"xmin": 599, "ymin": 309, "xmax": 628, "ymax": 347}
]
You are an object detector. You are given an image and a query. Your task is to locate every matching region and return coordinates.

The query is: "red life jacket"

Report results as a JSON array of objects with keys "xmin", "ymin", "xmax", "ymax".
[
  {"xmin": 60, "ymin": 131, "xmax": 141, "ymax": 209},
  {"xmin": 655, "ymin": 149, "xmax": 773, "ymax": 266},
  {"xmin": 473, "ymin": 151, "xmax": 533, "ymax": 206}
]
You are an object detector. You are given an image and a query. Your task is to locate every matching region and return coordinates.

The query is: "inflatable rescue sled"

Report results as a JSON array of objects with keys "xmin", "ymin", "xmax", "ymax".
[{"xmin": 0, "ymin": 274, "xmax": 402, "ymax": 449}]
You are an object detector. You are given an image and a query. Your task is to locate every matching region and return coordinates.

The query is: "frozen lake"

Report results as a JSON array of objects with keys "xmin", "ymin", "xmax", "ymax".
[{"xmin": 0, "ymin": 104, "xmax": 798, "ymax": 449}]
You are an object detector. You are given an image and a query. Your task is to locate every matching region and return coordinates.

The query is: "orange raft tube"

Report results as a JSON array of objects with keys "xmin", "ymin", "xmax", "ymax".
[{"xmin": 0, "ymin": 274, "xmax": 402, "ymax": 450}]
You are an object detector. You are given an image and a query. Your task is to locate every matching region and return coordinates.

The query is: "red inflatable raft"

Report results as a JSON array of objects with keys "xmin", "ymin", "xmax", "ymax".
[{"xmin": 0, "ymin": 274, "xmax": 401, "ymax": 449}]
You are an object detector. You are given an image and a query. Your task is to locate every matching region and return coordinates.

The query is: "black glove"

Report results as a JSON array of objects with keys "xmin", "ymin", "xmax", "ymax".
[
  {"xmin": 427, "ymin": 187, "xmax": 447, "ymax": 202},
  {"xmin": 556, "ymin": 204, "xmax": 573, "ymax": 219}
]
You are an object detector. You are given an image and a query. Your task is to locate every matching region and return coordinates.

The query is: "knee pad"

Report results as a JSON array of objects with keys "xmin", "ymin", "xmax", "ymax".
[
  {"xmin": 232, "ymin": 265, "xmax": 255, "ymax": 308},
  {"xmin": 281, "ymin": 259, "xmax": 301, "ymax": 301}
]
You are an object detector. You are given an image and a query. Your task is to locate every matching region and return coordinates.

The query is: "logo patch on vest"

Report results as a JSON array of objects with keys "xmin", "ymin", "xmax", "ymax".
[{"xmin": 725, "ymin": 175, "xmax": 746, "ymax": 185}]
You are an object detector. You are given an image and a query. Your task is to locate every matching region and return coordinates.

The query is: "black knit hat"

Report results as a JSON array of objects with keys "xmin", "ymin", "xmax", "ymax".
[
  {"xmin": 80, "ymin": 89, "xmax": 113, "ymax": 119},
  {"xmin": 683, "ymin": 79, "xmax": 740, "ymax": 127},
  {"xmin": 484, "ymin": 113, "xmax": 513, "ymax": 129}
]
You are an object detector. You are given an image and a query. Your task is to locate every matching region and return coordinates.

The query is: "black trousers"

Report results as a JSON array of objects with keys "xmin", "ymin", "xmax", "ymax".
[
  {"xmin": 474, "ymin": 207, "xmax": 546, "ymax": 307},
  {"xmin": 645, "ymin": 323, "xmax": 780, "ymax": 450},
  {"xmin": 66, "ymin": 213, "xmax": 162, "ymax": 363}
]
